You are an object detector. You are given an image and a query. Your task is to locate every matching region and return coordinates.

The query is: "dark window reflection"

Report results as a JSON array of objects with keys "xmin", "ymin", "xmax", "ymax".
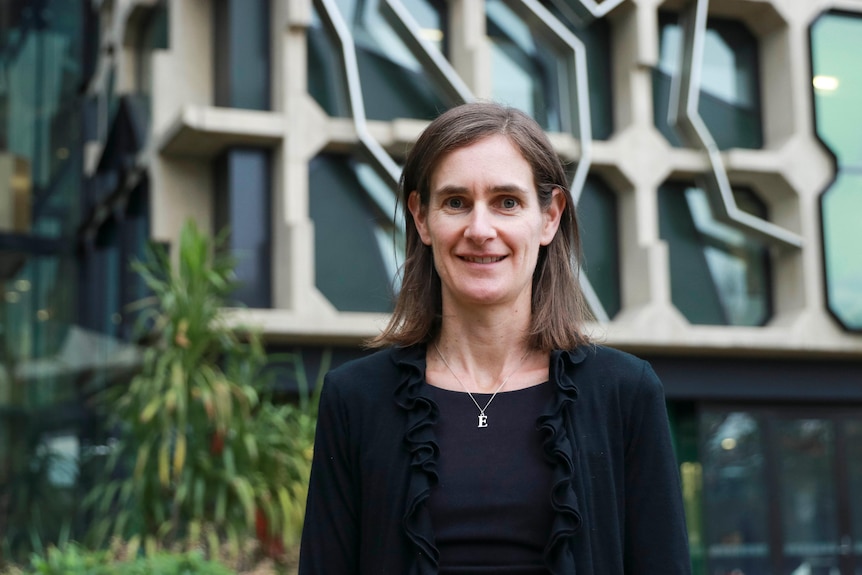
[
  {"xmin": 307, "ymin": 0, "xmax": 449, "ymax": 121},
  {"xmin": 214, "ymin": 148, "xmax": 272, "ymax": 309},
  {"xmin": 846, "ymin": 421, "xmax": 862, "ymax": 563},
  {"xmin": 214, "ymin": 0, "xmax": 270, "ymax": 110},
  {"xmin": 488, "ymin": 0, "xmax": 564, "ymax": 132},
  {"xmin": 776, "ymin": 418, "xmax": 840, "ymax": 575},
  {"xmin": 659, "ymin": 183, "xmax": 771, "ymax": 326},
  {"xmin": 0, "ymin": 0, "xmax": 83, "ymax": 237},
  {"xmin": 487, "ymin": 0, "xmax": 613, "ymax": 138},
  {"xmin": 700, "ymin": 410, "xmax": 771, "ymax": 575},
  {"xmin": 309, "ymin": 154, "xmax": 400, "ymax": 313},
  {"xmin": 654, "ymin": 13, "xmax": 762, "ymax": 150},
  {"xmin": 578, "ymin": 176, "xmax": 620, "ymax": 318}
]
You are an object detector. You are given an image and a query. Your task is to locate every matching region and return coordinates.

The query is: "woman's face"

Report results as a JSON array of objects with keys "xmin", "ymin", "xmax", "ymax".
[{"xmin": 408, "ymin": 134, "xmax": 564, "ymax": 315}]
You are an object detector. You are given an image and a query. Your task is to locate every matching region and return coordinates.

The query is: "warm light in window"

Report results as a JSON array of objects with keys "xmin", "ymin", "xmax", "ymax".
[
  {"xmin": 14, "ymin": 279, "xmax": 30, "ymax": 292},
  {"xmin": 813, "ymin": 75, "xmax": 840, "ymax": 91},
  {"xmin": 721, "ymin": 437, "xmax": 737, "ymax": 450},
  {"xmin": 419, "ymin": 28, "xmax": 444, "ymax": 43},
  {"xmin": 36, "ymin": 309, "xmax": 50, "ymax": 321}
]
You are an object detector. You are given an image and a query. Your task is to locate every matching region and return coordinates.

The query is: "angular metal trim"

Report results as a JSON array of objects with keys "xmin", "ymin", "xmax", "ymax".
[{"xmin": 668, "ymin": 0, "xmax": 803, "ymax": 249}]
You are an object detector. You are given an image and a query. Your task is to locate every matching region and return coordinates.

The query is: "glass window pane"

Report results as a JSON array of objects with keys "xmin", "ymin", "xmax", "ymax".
[
  {"xmin": 309, "ymin": 154, "xmax": 400, "ymax": 312},
  {"xmin": 214, "ymin": 0, "xmax": 270, "ymax": 110},
  {"xmin": 487, "ymin": 0, "xmax": 565, "ymax": 132},
  {"xmin": 654, "ymin": 14, "xmax": 762, "ymax": 150},
  {"xmin": 700, "ymin": 410, "xmax": 770, "ymax": 575},
  {"xmin": 578, "ymin": 176, "xmax": 620, "ymax": 317},
  {"xmin": 541, "ymin": 3, "xmax": 614, "ymax": 140},
  {"xmin": 214, "ymin": 148, "xmax": 272, "ymax": 309},
  {"xmin": 308, "ymin": 4, "xmax": 351, "ymax": 118},
  {"xmin": 846, "ymin": 420, "xmax": 862, "ymax": 566},
  {"xmin": 811, "ymin": 13, "xmax": 862, "ymax": 169},
  {"xmin": 821, "ymin": 172, "xmax": 862, "ymax": 330},
  {"xmin": 0, "ymin": 0, "xmax": 83, "ymax": 237},
  {"xmin": 811, "ymin": 12, "xmax": 862, "ymax": 332},
  {"xmin": 659, "ymin": 183, "xmax": 771, "ymax": 326},
  {"xmin": 776, "ymin": 418, "xmax": 840, "ymax": 575},
  {"xmin": 308, "ymin": 0, "xmax": 449, "ymax": 121}
]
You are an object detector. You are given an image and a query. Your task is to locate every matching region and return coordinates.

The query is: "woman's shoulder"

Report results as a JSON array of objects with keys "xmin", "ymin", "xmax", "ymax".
[
  {"xmin": 323, "ymin": 345, "xmax": 422, "ymax": 396},
  {"xmin": 577, "ymin": 343, "xmax": 650, "ymax": 371},
  {"xmin": 570, "ymin": 344, "xmax": 662, "ymax": 391}
]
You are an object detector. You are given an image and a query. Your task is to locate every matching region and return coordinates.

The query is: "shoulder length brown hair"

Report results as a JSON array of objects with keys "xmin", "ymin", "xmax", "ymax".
[{"xmin": 369, "ymin": 102, "xmax": 592, "ymax": 352}]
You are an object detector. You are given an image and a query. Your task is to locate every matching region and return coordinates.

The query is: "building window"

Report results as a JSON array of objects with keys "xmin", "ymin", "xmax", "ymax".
[
  {"xmin": 213, "ymin": 148, "xmax": 272, "ymax": 309},
  {"xmin": 683, "ymin": 406, "xmax": 862, "ymax": 575},
  {"xmin": 307, "ymin": 0, "xmax": 450, "ymax": 121},
  {"xmin": 214, "ymin": 0, "xmax": 271, "ymax": 110},
  {"xmin": 659, "ymin": 183, "xmax": 771, "ymax": 326},
  {"xmin": 578, "ymin": 176, "xmax": 620, "ymax": 318},
  {"xmin": 654, "ymin": 13, "xmax": 762, "ymax": 150},
  {"xmin": 699, "ymin": 410, "xmax": 770, "ymax": 575},
  {"xmin": 309, "ymin": 154, "xmax": 401, "ymax": 313},
  {"xmin": 486, "ymin": 0, "xmax": 612, "ymax": 139},
  {"xmin": 810, "ymin": 11, "xmax": 862, "ymax": 332},
  {"xmin": 487, "ymin": 0, "xmax": 567, "ymax": 132}
]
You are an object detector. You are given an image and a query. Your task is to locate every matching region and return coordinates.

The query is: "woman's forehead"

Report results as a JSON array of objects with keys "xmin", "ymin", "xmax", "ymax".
[{"xmin": 428, "ymin": 135, "xmax": 534, "ymax": 190}]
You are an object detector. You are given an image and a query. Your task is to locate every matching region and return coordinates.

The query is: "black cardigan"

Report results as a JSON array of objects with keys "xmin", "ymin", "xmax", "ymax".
[{"xmin": 299, "ymin": 344, "xmax": 691, "ymax": 575}]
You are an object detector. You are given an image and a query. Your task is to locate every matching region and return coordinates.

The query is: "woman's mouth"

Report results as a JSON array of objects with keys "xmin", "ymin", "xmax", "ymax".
[{"xmin": 461, "ymin": 255, "xmax": 505, "ymax": 264}]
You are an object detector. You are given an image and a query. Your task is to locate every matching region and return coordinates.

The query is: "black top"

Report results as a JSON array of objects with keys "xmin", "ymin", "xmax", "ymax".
[{"xmin": 424, "ymin": 382, "xmax": 555, "ymax": 574}]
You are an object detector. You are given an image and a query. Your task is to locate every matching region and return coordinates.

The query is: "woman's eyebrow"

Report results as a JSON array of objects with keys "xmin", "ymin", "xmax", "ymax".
[{"xmin": 430, "ymin": 184, "xmax": 530, "ymax": 197}]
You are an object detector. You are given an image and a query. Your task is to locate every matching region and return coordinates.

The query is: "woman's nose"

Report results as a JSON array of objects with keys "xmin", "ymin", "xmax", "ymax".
[{"xmin": 464, "ymin": 205, "xmax": 496, "ymax": 243}]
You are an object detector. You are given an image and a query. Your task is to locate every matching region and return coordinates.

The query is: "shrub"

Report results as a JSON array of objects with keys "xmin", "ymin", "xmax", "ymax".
[{"xmin": 84, "ymin": 220, "xmax": 319, "ymax": 562}]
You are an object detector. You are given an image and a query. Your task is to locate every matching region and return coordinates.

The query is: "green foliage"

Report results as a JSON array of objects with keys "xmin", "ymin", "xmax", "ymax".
[
  {"xmin": 23, "ymin": 544, "xmax": 109, "ymax": 575},
  {"xmin": 4, "ymin": 544, "xmax": 235, "ymax": 575},
  {"xmin": 84, "ymin": 219, "xmax": 320, "ymax": 560},
  {"xmin": 113, "ymin": 551, "xmax": 235, "ymax": 575}
]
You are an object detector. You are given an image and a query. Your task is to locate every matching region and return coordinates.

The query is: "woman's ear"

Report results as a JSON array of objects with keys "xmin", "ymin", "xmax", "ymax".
[
  {"xmin": 540, "ymin": 187, "xmax": 565, "ymax": 246},
  {"xmin": 408, "ymin": 191, "xmax": 432, "ymax": 245}
]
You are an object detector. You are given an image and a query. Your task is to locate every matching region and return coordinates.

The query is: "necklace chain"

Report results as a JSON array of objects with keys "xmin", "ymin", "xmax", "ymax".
[{"xmin": 433, "ymin": 342, "xmax": 531, "ymax": 428}]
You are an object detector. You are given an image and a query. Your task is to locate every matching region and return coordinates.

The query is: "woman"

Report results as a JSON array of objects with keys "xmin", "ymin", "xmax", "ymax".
[{"xmin": 299, "ymin": 102, "xmax": 690, "ymax": 574}]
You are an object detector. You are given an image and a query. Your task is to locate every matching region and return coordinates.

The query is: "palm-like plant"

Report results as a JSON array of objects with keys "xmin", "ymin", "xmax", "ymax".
[{"xmin": 85, "ymin": 220, "xmax": 319, "ymax": 562}]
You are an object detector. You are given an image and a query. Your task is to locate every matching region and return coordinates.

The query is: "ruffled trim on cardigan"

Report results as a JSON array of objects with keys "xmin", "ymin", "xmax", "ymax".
[
  {"xmin": 392, "ymin": 345, "xmax": 586, "ymax": 575},
  {"xmin": 392, "ymin": 345, "xmax": 439, "ymax": 575},
  {"xmin": 538, "ymin": 348, "xmax": 586, "ymax": 574}
]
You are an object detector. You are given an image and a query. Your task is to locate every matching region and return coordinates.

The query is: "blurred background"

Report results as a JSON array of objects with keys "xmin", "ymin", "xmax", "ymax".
[{"xmin": 0, "ymin": 0, "xmax": 861, "ymax": 573}]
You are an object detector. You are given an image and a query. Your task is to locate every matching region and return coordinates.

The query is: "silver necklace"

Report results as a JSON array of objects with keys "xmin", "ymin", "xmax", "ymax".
[{"xmin": 433, "ymin": 342, "xmax": 531, "ymax": 429}]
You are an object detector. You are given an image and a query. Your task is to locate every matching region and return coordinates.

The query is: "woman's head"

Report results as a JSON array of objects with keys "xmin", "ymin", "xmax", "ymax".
[{"xmin": 371, "ymin": 102, "xmax": 591, "ymax": 350}]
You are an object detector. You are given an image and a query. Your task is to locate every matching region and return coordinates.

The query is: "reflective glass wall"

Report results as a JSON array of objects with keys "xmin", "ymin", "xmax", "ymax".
[
  {"xmin": 0, "ymin": 1, "xmax": 152, "ymax": 559},
  {"xmin": 0, "ymin": 0, "xmax": 87, "ymax": 557},
  {"xmin": 682, "ymin": 407, "xmax": 862, "ymax": 575}
]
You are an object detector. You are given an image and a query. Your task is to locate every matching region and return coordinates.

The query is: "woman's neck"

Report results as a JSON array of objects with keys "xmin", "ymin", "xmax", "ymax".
[{"xmin": 430, "ymin": 304, "xmax": 545, "ymax": 393}]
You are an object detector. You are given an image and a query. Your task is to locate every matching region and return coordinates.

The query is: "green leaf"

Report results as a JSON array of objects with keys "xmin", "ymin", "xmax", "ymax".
[
  {"xmin": 214, "ymin": 483, "xmax": 227, "ymax": 524},
  {"xmin": 242, "ymin": 433, "xmax": 258, "ymax": 463},
  {"xmin": 139, "ymin": 396, "xmax": 162, "ymax": 423},
  {"xmin": 222, "ymin": 445, "xmax": 235, "ymax": 478}
]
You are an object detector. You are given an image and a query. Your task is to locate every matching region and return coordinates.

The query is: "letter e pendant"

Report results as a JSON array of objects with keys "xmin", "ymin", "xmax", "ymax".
[{"xmin": 477, "ymin": 414, "xmax": 488, "ymax": 428}]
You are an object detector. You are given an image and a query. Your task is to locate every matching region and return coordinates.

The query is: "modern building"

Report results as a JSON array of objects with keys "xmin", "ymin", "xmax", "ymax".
[{"xmin": 1, "ymin": 0, "xmax": 861, "ymax": 572}]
